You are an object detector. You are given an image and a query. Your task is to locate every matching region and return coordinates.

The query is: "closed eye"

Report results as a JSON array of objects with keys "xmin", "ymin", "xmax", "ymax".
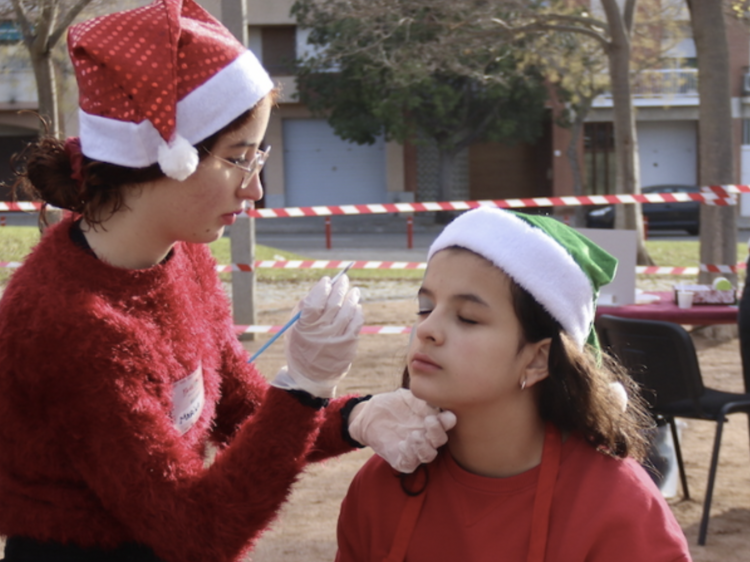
[
  {"xmin": 416, "ymin": 310, "xmax": 431, "ymax": 317},
  {"xmin": 458, "ymin": 316, "xmax": 478, "ymax": 325}
]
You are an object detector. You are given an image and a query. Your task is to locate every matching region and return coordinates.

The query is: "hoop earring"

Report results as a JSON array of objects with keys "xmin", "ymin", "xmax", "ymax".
[{"xmin": 520, "ymin": 379, "xmax": 527, "ymax": 391}]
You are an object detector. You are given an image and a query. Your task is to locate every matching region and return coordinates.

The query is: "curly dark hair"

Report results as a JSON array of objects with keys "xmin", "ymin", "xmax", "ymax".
[{"xmin": 10, "ymin": 92, "xmax": 275, "ymax": 228}]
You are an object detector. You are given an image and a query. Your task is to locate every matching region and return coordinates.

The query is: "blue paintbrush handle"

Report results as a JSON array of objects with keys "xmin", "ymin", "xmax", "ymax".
[
  {"xmin": 248, "ymin": 311, "xmax": 300, "ymax": 363},
  {"xmin": 248, "ymin": 262, "xmax": 353, "ymax": 363}
]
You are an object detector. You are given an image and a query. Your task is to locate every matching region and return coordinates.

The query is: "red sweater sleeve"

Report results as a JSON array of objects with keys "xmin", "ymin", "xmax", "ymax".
[
  {"xmin": 211, "ymin": 332, "xmax": 356, "ymax": 463},
  {"xmin": 0, "ymin": 224, "xmax": 352, "ymax": 562}
]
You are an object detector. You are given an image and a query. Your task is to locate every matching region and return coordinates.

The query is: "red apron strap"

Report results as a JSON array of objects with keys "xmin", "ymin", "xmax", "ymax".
[
  {"xmin": 526, "ymin": 423, "xmax": 562, "ymax": 562},
  {"xmin": 382, "ymin": 487, "xmax": 427, "ymax": 562},
  {"xmin": 383, "ymin": 424, "xmax": 561, "ymax": 562}
]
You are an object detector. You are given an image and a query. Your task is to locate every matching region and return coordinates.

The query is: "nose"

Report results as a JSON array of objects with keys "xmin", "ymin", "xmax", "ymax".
[
  {"xmin": 414, "ymin": 311, "xmax": 443, "ymax": 345},
  {"xmin": 238, "ymin": 172, "xmax": 263, "ymax": 202}
]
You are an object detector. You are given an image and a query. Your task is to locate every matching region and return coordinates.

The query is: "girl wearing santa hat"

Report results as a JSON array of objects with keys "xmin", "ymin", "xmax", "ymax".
[
  {"xmin": 337, "ymin": 207, "xmax": 692, "ymax": 562},
  {"xmin": 0, "ymin": 1, "xmax": 453, "ymax": 561}
]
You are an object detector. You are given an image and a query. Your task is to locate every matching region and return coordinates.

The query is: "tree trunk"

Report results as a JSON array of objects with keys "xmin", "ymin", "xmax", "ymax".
[
  {"xmin": 435, "ymin": 147, "xmax": 458, "ymax": 223},
  {"xmin": 601, "ymin": 0, "xmax": 653, "ymax": 265},
  {"xmin": 567, "ymin": 98, "xmax": 592, "ymax": 227},
  {"xmin": 31, "ymin": 50, "xmax": 61, "ymax": 138},
  {"xmin": 688, "ymin": 0, "xmax": 738, "ymax": 287}
]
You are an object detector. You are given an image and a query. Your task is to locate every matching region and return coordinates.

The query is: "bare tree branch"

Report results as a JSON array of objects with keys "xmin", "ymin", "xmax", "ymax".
[
  {"xmin": 9, "ymin": 0, "xmax": 33, "ymax": 47},
  {"xmin": 50, "ymin": 0, "xmax": 93, "ymax": 47},
  {"xmin": 623, "ymin": 0, "xmax": 637, "ymax": 34},
  {"xmin": 31, "ymin": 0, "xmax": 56, "ymax": 55},
  {"xmin": 489, "ymin": 17, "xmax": 610, "ymax": 46}
]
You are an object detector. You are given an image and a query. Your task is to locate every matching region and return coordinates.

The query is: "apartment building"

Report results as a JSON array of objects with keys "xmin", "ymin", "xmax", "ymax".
[
  {"xmin": 2, "ymin": 0, "xmax": 749, "ymax": 213},
  {"xmin": 244, "ymin": 0, "xmax": 750, "ymax": 212}
]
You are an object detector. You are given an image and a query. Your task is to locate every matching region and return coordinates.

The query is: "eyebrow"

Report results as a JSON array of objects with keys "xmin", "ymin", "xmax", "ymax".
[
  {"xmin": 417, "ymin": 286, "xmax": 490, "ymax": 308},
  {"xmin": 227, "ymin": 141, "xmax": 259, "ymax": 150}
]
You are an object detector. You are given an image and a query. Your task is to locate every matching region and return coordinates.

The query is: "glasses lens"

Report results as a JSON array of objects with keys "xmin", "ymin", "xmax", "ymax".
[{"xmin": 241, "ymin": 151, "xmax": 268, "ymax": 189}]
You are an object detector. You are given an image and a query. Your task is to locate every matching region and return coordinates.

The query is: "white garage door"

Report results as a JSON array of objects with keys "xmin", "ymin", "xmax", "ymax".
[
  {"xmin": 283, "ymin": 119, "xmax": 386, "ymax": 207},
  {"xmin": 638, "ymin": 121, "xmax": 697, "ymax": 187}
]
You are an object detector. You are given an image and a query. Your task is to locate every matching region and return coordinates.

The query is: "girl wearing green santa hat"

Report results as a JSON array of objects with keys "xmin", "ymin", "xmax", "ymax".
[{"xmin": 337, "ymin": 206, "xmax": 692, "ymax": 562}]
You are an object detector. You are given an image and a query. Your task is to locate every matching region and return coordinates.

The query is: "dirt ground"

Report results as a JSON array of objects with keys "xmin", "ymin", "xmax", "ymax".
[
  {"xmin": 245, "ymin": 283, "xmax": 750, "ymax": 562},
  {"xmin": 1, "ymin": 279, "xmax": 747, "ymax": 561}
]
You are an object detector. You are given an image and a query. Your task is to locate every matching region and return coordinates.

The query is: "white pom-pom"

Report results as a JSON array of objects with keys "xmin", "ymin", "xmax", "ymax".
[
  {"xmin": 609, "ymin": 382, "xmax": 628, "ymax": 412},
  {"xmin": 158, "ymin": 133, "xmax": 199, "ymax": 181}
]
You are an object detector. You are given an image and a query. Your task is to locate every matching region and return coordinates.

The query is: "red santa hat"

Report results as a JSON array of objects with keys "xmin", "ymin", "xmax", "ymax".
[{"xmin": 67, "ymin": 0, "xmax": 274, "ymax": 181}]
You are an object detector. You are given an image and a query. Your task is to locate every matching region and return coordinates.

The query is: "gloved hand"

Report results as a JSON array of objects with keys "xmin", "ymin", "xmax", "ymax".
[
  {"xmin": 348, "ymin": 388, "xmax": 457, "ymax": 473},
  {"xmin": 271, "ymin": 274, "xmax": 363, "ymax": 398}
]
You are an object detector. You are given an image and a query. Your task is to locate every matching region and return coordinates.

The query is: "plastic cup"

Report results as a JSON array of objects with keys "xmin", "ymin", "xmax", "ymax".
[{"xmin": 677, "ymin": 290, "xmax": 694, "ymax": 309}]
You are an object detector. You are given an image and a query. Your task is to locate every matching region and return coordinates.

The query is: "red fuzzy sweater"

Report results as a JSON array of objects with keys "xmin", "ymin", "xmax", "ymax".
[{"xmin": 0, "ymin": 218, "xmax": 354, "ymax": 562}]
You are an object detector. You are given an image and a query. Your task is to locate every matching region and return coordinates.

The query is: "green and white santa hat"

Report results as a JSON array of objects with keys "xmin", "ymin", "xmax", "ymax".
[{"xmin": 427, "ymin": 206, "xmax": 618, "ymax": 350}]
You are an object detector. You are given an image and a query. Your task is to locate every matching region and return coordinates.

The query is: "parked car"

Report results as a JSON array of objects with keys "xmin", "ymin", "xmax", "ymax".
[{"xmin": 585, "ymin": 184, "xmax": 701, "ymax": 235}]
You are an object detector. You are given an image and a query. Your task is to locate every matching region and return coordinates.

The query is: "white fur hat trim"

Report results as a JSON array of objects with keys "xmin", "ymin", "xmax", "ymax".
[
  {"xmin": 427, "ymin": 207, "xmax": 594, "ymax": 348},
  {"xmin": 78, "ymin": 51, "xmax": 272, "ymax": 174}
]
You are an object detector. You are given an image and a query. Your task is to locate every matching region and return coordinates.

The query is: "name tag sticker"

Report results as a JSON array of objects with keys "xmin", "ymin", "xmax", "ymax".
[{"xmin": 171, "ymin": 365, "xmax": 205, "ymax": 435}]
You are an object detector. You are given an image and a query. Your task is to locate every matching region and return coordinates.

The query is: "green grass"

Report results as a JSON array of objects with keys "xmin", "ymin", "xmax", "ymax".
[
  {"xmin": 0, "ymin": 227, "xmax": 41, "ymax": 285},
  {"xmin": 0, "ymin": 227, "xmax": 424, "ymax": 286},
  {"xmin": 0, "ymin": 227, "xmax": 743, "ymax": 286},
  {"xmin": 209, "ymin": 236, "xmax": 424, "ymax": 282},
  {"xmin": 644, "ymin": 240, "xmax": 747, "ymax": 268}
]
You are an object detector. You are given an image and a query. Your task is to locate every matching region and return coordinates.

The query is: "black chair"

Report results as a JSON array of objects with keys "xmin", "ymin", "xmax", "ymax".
[{"xmin": 596, "ymin": 314, "xmax": 750, "ymax": 545}]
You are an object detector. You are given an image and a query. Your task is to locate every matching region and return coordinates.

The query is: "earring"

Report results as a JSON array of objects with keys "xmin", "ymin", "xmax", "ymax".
[{"xmin": 520, "ymin": 379, "xmax": 527, "ymax": 391}]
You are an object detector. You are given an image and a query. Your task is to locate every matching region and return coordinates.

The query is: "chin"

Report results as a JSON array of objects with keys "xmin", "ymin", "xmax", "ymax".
[
  {"xmin": 408, "ymin": 377, "xmax": 446, "ymax": 410},
  {"xmin": 195, "ymin": 227, "xmax": 224, "ymax": 244}
]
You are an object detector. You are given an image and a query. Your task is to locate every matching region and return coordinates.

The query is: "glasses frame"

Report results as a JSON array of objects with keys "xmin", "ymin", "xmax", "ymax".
[{"xmin": 207, "ymin": 145, "xmax": 272, "ymax": 189}]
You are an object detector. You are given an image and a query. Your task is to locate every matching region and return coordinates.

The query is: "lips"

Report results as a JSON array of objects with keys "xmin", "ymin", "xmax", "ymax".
[
  {"xmin": 410, "ymin": 352, "xmax": 441, "ymax": 372},
  {"xmin": 220, "ymin": 212, "xmax": 239, "ymax": 226}
]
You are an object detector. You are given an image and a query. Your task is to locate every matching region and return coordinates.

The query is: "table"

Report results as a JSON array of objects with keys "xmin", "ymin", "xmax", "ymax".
[{"xmin": 595, "ymin": 291, "xmax": 738, "ymax": 325}]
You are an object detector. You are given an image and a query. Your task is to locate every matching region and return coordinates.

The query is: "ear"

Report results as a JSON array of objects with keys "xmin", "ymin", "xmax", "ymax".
[{"xmin": 522, "ymin": 338, "xmax": 551, "ymax": 389}]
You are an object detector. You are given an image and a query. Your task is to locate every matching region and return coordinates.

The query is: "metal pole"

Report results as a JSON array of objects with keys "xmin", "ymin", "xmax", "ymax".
[
  {"xmin": 231, "ymin": 215, "xmax": 256, "ymax": 341},
  {"xmin": 220, "ymin": 0, "xmax": 248, "ymax": 45},
  {"xmin": 222, "ymin": 0, "xmax": 254, "ymax": 339}
]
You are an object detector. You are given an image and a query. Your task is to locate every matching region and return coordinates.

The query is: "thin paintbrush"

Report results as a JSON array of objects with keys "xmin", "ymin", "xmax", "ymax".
[{"xmin": 248, "ymin": 262, "xmax": 355, "ymax": 363}]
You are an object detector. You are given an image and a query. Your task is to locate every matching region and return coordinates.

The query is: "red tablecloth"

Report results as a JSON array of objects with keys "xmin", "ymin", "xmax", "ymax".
[{"xmin": 596, "ymin": 291, "xmax": 738, "ymax": 325}]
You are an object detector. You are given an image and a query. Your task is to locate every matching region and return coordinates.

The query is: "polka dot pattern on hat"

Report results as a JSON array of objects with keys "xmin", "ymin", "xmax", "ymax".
[{"xmin": 68, "ymin": 0, "xmax": 245, "ymax": 143}]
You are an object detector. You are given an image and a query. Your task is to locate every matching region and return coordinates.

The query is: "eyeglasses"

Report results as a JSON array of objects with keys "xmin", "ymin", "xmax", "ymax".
[{"xmin": 207, "ymin": 146, "xmax": 271, "ymax": 189}]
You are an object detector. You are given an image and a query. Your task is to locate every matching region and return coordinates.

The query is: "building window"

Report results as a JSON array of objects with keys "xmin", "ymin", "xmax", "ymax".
[
  {"xmin": 0, "ymin": 21, "xmax": 23, "ymax": 43},
  {"xmin": 584, "ymin": 122, "xmax": 616, "ymax": 195},
  {"xmin": 261, "ymin": 26, "xmax": 296, "ymax": 76},
  {"xmin": 743, "ymin": 119, "xmax": 750, "ymax": 145}
]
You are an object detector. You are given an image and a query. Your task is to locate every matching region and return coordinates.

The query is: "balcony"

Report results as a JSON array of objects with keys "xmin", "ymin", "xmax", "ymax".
[
  {"xmin": 631, "ymin": 69, "xmax": 698, "ymax": 97},
  {"xmin": 593, "ymin": 68, "xmax": 699, "ymax": 108}
]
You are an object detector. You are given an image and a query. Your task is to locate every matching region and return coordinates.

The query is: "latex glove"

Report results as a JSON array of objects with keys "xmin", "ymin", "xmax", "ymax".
[
  {"xmin": 271, "ymin": 274, "xmax": 362, "ymax": 398},
  {"xmin": 348, "ymin": 388, "xmax": 457, "ymax": 473}
]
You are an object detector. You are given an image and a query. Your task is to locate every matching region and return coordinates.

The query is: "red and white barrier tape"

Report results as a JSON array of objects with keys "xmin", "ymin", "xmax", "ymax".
[
  {"xmin": 247, "ymin": 186, "xmax": 750, "ymax": 218},
  {"xmin": 699, "ymin": 263, "xmax": 744, "ymax": 273},
  {"xmin": 701, "ymin": 185, "xmax": 737, "ymax": 206},
  {"xmin": 0, "ymin": 202, "xmax": 44, "ymax": 212},
  {"xmin": 0, "ymin": 260, "xmax": 740, "ymax": 276},
  {"xmin": 235, "ymin": 324, "xmax": 412, "ymax": 336},
  {"xmin": 3, "ymin": 184, "xmax": 749, "ymax": 215},
  {"xmin": 214, "ymin": 259, "xmax": 426, "ymax": 273}
]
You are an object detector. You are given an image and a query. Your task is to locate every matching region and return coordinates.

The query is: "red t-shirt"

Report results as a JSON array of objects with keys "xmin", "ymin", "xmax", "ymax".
[{"xmin": 337, "ymin": 432, "xmax": 691, "ymax": 562}]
